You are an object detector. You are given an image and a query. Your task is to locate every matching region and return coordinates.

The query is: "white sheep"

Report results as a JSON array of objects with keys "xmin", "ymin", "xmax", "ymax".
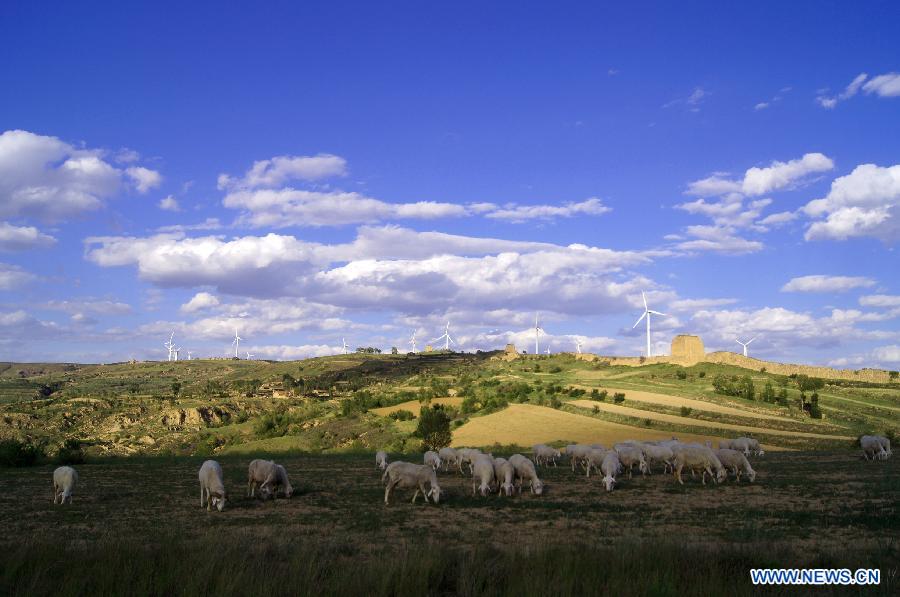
[
  {"xmin": 438, "ymin": 447, "xmax": 459, "ymax": 471},
  {"xmin": 376, "ymin": 450, "xmax": 389, "ymax": 470},
  {"xmin": 273, "ymin": 464, "xmax": 294, "ymax": 498},
  {"xmin": 424, "ymin": 450, "xmax": 442, "ymax": 471},
  {"xmin": 52, "ymin": 466, "xmax": 78, "ymax": 505},
  {"xmin": 730, "ymin": 437, "xmax": 752, "ymax": 456},
  {"xmin": 673, "ymin": 447, "xmax": 726, "ymax": 485},
  {"xmin": 456, "ymin": 448, "xmax": 482, "ymax": 474},
  {"xmin": 641, "ymin": 444, "xmax": 675, "ymax": 474},
  {"xmin": 492, "ymin": 457, "xmax": 516, "ymax": 496},
  {"xmin": 877, "ymin": 436, "xmax": 892, "ymax": 459},
  {"xmin": 509, "ymin": 454, "xmax": 544, "ymax": 495},
  {"xmin": 471, "ymin": 454, "xmax": 496, "ymax": 496},
  {"xmin": 566, "ymin": 444, "xmax": 593, "ymax": 472},
  {"xmin": 615, "ymin": 445, "xmax": 648, "ymax": 478},
  {"xmin": 860, "ymin": 435, "xmax": 889, "ymax": 460},
  {"xmin": 584, "ymin": 448, "xmax": 608, "ymax": 478},
  {"xmin": 199, "ymin": 459, "xmax": 227, "ymax": 511},
  {"xmin": 714, "ymin": 449, "xmax": 756, "ymax": 482},
  {"xmin": 247, "ymin": 459, "xmax": 278, "ymax": 498},
  {"xmin": 532, "ymin": 444, "xmax": 561, "ymax": 466},
  {"xmin": 747, "ymin": 438, "xmax": 765, "ymax": 456},
  {"xmin": 718, "ymin": 439, "xmax": 733, "ymax": 450},
  {"xmin": 599, "ymin": 451, "xmax": 621, "ymax": 492},
  {"xmin": 382, "ymin": 461, "xmax": 442, "ymax": 505}
]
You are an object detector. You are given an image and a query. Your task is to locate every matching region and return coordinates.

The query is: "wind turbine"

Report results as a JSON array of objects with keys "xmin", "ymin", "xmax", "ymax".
[
  {"xmin": 632, "ymin": 291, "xmax": 666, "ymax": 358},
  {"xmin": 232, "ymin": 329, "xmax": 242, "ymax": 358},
  {"xmin": 736, "ymin": 336, "xmax": 757, "ymax": 357},
  {"xmin": 173, "ymin": 347, "xmax": 181, "ymax": 361},
  {"xmin": 245, "ymin": 351, "xmax": 254, "ymax": 360},
  {"xmin": 431, "ymin": 321, "xmax": 455, "ymax": 351},
  {"xmin": 342, "ymin": 338, "xmax": 349, "ymax": 354},
  {"xmin": 575, "ymin": 339, "xmax": 583, "ymax": 354},
  {"xmin": 187, "ymin": 351, "xmax": 193, "ymax": 361},
  {"xmin": 533, "ymin": 312, "xmax": 545, "ymax": 355},
  {"xmin": 164, "ymin": 331, "xmax": 175, "ymax": 361},
  {"xmin": 544, "ymin": 344, "xmax": 551, "ymax": 355},
  {"xmin": 409, "ymin": 330, "xmax": 418, "ymax": 353}
]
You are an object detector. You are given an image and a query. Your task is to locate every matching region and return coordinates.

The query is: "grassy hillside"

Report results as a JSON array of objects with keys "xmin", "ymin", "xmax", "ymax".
[{"xmin": 0, "ymin": 352, "xmax": 897, "ymax": 459}]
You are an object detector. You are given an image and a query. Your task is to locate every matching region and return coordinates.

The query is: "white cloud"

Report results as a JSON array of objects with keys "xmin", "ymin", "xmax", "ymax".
[
  {"xmin": 0, "ymin": 263, "xmax": 36, "ymax": 290},
  {"xmin": 126, "ymin": 166, "xmax": 162, "ymax": 193},
  {"xmin": 158, "ymin": 195, "xmax": 180, "ymax": 212},
  {"xmin": 871, "ymin": 345, "xmax": 900, "ymax": 363},
  {"xmin": 156, "ymin": 218, "xmax": 222, "ymax": 233},
  {"xmin": 674, "ymin": 226, "xmax": 763, "ymax": 254},
  {"xmin": 217, "ymin": 154, "xmax": 347, "ymax": 190},
  {"xmin": 224, "ymin": 188, "xmax": 470, "ymax": 227},
  {"xmin": 802, "ymin": 163, "xmax": 900, "ymax": 241},
  {"xmin": 862, "ymin": 73, "xmax": 900, "ymax": 97},
  {"xmin": 754, "ymin": 102, "xmax": 769, "ymax": 111},
  {"xmin": 817, "ymin": 73, "xmax": 868, "ymax": 108},
  {"xmin": 781, "ymin": 275, "xmax": 876, "ymax": 293},
  {"xmin": 485, "ymin": 198, "xmax": 611, "ymax": 222},
  {"xmin": 180, "ymin": 292, "xmax": 220, "ymax": 313},
  {"xmin": 0, "ymin": 222, "xmax": 56, "ymax": 251},
  {"xmin": 40, "ymin": 299, "xmax": 132, "ymax": 315},
  {"xmin": 246, "ymin": 344, "xmax": 340, "ymax": 359},
  {"xmin": 860, "ymin": 294, "xmax": 900, "ymax": 308},
  {"xmin": 668, "ymin": 297, "xmax": 739, "ymax": 312},
  {"xmin": 686, "ymin": 153, "xmax": 834, "ymax": 198},
  {"xmin": 757, "ymin": 211, "xmax": 797, "ymax": 227},
  {"xmin": 664, "ymin": 86, "xmax": 707, "ymax": 112}
]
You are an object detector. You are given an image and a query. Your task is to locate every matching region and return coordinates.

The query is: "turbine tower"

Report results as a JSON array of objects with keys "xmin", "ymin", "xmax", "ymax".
[
  {"xmin": 164, "ymin": 331, "xmax": 175, "ymax": 362},
  {"xmin": 736, "ymin": 336, "xmax": 757, "ymax": 357},
  {"xmin": 533, "ymin": 312, "xmax": 545, "ymax": 355},
  {"xmin": 342, "ymin": 338, "xmax": 349, "ymax": 354},
  {"xmin": 173, "ymin": 346, "xmax": 181, "ymax": 361},
  {"xmin": 187, "ymin": 351, "xmax": 193, "ymax": 361},
  {"xmin": 575, "ymin": 339, "xmax": 583, "ymax": 354},
  {"xmin": 231, "ymin": 329, "xmax": 242, "ymax": 358},
  {"xmin": 632, "ymin": 291, "xmax": 666, "ymax": 358},
  {"xmin": 431, "ymin": 321, "xmax": 455, "ymax": 351},
  {"xmin": 409, "ymin": 330, "xmax": 418, "ymax": 353}
]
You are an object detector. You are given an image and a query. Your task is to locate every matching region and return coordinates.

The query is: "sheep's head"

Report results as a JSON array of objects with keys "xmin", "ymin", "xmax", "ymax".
[
  {"xmin": 502, "ymin": 482, "xmax": 514, "ymax": 496},
  {"xmin": 532, "ymin": 479, "xmax": 544, "ymax": 495},
  {"xmin": 479, "ymin": 483, "xmax": 490, "ymax": 497},
  {"xmin": 602, "ymin": 475, "xmax": 616, "ymax": 492},
  {"xmin": 428, "ymin": 484, "xmax": 442, "ymax": 504},
  {"xmin": 757, "ymin": 449, "xmax": 765, "ymax": 457},
  {"xmin": 746, "ymin": 469, "xmax": 756, "ymax": 483},
  {"xmin": 715, "ymin": 468, "xmax": 727, "ymax": 483},
  {"xmin": 283, "ymin": 484, "xmax": 294, "ymax": 498},
  {"xmin": 211, "ymin": 493, "xmax": 226, "ymax": 511},
  {"xmin": 639, "ymin": 459, "xmax": 649, "ymax": 474}
]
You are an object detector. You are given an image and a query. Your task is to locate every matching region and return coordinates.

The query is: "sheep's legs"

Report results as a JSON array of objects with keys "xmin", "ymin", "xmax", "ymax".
[
  {"xmin": 675, "ymin": 465, "xmax": 684, "ymax": 485},
  {"xmin": 384, "ymin": 480, "xmax": 397, "ymax": 505},
  {"xmin": 200, "ymin": 486, "xmax": 205, "ymax": 508}
]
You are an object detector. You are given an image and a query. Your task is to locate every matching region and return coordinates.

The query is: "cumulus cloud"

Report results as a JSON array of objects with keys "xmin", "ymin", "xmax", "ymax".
[
  {"xmin": 0, "ymin": 222, "xmax": 56, "ymax": 251},
  {"xmin": 859, "ymin": 294, "xmax": 900, "ymax": 308},
  {"xmin": 39, "ymin": 299, "xmax": 132, "ymax": 315},
  {"xmin": 180, "ymin": 292, "xmax": 220, "ymax": 313},
  {"xmin": 668, "ymin": 297, "xmax": 739, "ymax": 312},
  {"xmin": 485, "ymin": 197, "xmax": 610, "ymax": 222},
  {"xmin": 871, "ymin": 345, "xmax": 900, "ymax": 363},
  {"xmin": 687, "ymin": 154, "xmax": 834, "ymax": 198},
  {"xmin": 0, "ymin": 129, "xmax": 159, "ymax": 222},
  {"xmin": 781, "ymin": 275, "xmax": 876, "ymax": 293},
  {"xmin": 757, "ymin": 211, "xmax": 797, "ymax": 227},
  {"xmin": 245, "ymin": 344, "xmax": 340, "ymax": 359},
  {"xmin": 125, "ymin": 166, "xmax": 162, "ymax": 193},
  {"xmin": 803, "ymin": 163, "xmax": 900, "ymax": 241},
  {"xmin": 158, "ymin": 195, "xmax": 180, "ymax": 212},
  {"xmin": 217, "ymin": 154, "xmax": 348, "ymax": 190},
  {"xmin": 0, "ymin": 263, "xmax": 37, "ymax": 290}
]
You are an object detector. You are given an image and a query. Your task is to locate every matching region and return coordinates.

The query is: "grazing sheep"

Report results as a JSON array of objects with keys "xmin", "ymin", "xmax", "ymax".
[
  {"xmin": 471, "ymin": 455, "xmax": 496, "ymax": 496},
  {"xmin": 600, "ymin": 451, "xmax": 621, "ymax": 492},
  {"xmin": 615, "ymin": 445, "xmax": 648, "ymax": 479},
  {"xmin": 877, "ymin": 436, "xmax": 892, "ymax": 460},
  {"xmin": 860, "ymin": 435, "xmax": 889, "ymax": 460},
  {"xmin": 52, "ymin": 466, "xmax": 78, "ymax": 505},
  {"xmin": 382, "ymin": 462, "xmax": 442, "ymax": 505},
  {"xmin": 509, "ymin": 454, "xmax": 544, "ymax": 495},
  {"xmin": 438, "ymin": 447, "xmax": 459, "ymax": 471},
  {"xmin": 376, "ymin": 450, "xmax": 389, "ymax": 470},
  {"xmin": 247, "ymin": 459, "xmax": 279, "ymax": 498},
  {"xmin": 730, "ymin": 437, "xmax": 752, "ymax": 456},
  {"xmin": 492, "ymin": 458, "xmax": 516, "ymax": 496},
  {"xmin": 715, "ymin": 449, "xmax": 756, "ymax": 482},
  {"xmin": 673, "ymin": 447, "xmax": 726, "ymax": 485},
  {"xmin": 456, "ymin": 448, "xmax": 482, "ymax": 474},
  {"xmin": 718, "ymin": 439, "xmax": 733, "ymax": 450},
  {"xmin": 273, "ymin": 464, "xmax": 293, "ymax": 498},
  {"xmin": 532, "ymin": 444, "xmax": 561, "ymax": 466},
  {"xmin": 199, "ymin": 460, "xmax": 227, "ymax": 511},
  {"xmin": 642, "ymin": 444, "xmax": 675, "ymax": 474},
  {"xmin": 584, "ymin": 448, "xmax": 608, "ymax": 478},
  {"xmin": 566, "ymin": 444, "xmax": 593, "ymax": 472},
  {"xmin": 747, "ymin": 438, "xmax": 765, "ymax": 456},
  {"xmin": 424, "ymin": 450, "xmax": 442, "ymax": 471}
]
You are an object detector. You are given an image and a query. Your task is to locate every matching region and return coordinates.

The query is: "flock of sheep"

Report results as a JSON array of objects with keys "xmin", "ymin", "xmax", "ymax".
[
  {"xmin": 374, "ymin": 433, "xmax": 893, "ymax": 504},
  {"xmin": 45, "ymin": 434, "xmax": 892, "ymax": 508}
]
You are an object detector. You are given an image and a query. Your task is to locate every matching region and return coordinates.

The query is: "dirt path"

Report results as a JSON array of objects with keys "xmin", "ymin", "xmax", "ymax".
[
  {"xmin": 567, "ymin": 400, "xmax": 851, "ymax": 440},
  {"xmin": 570, "ymin": 385, "xmax": 797, "ymax": 422},
  {"xmin": 451, "ymin": 403, "xmax": 785, "ymax": 449}
]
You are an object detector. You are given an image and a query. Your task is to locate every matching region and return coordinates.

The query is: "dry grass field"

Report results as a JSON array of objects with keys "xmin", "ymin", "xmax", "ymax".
[{"xmin": 0, "ymin": 450, "xmax": 896, "ymax": 595}]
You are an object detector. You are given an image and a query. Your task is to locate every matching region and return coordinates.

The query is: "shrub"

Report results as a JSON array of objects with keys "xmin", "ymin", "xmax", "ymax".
[
  {"xmin": 643, "ymin": 418, "xmax": 653, "ymax": 427},
  {"xmin": 414, "ymin": 405, "xmax": 452, "ymax": 451},
  {"xmin": 549, "ymin": 396, "xmax": 562, "ymax": 409},
  {"xmin": 613, "ymin": 392, "xmax": 625, "ymax": 404},
  {"xmin": 698, "ymin": 371, "xmax": 706, "ymax": 378},
  {"xmin": 676, "ymin": 370, "xmax": 687, "ymax": 380},
  {"xmin": 388, "ymin": 409, "xmax": 415, "ymax": 421},
  {"xmin": 56, "ymin": 439, "xmax": 85, "ymax": 465},
  {"xmin": 680, "ymin": 406, "xmax": 692, "ymax": 417},
  {"xmin": 0, "ymin": 439, "xmax": 42, "ymax": 467},
  {"xmin": 762, "ymin": 381, "xmax": 776, "ymax": 403},
  {"xmin": 592, "ymin": 405, "xmax": 600, "ymax": 414}
]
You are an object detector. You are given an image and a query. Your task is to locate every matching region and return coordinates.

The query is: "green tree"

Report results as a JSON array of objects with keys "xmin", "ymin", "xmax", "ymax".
[
  {"xmin": 171, "ymin": 381, "xmax": 182, "ymax": 399},
  {"xmin": 762, "ymin": 381, "xmax": 776, "ymax": 403},
  {"xmin": 414, "ymin": 405, "xmax": 452, "ymax": 451},
  {"xmin": 739, "ymin": 376, "xmax": 755, "ymax": 401},
  {"xmin": 795, "ymin": 375, "xmax": 824, "ymax": 394}
]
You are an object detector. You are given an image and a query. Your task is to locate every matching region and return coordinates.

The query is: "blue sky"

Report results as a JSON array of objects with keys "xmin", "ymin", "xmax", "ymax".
[{"xmin": 1, "ymin": 1, "xmax": 899, "ymax": 366}]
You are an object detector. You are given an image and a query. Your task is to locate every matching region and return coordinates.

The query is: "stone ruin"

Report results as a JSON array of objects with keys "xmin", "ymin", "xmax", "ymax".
[{"xmin": 670, "ymin": 334, "xmax": 705, "ymax": 365}]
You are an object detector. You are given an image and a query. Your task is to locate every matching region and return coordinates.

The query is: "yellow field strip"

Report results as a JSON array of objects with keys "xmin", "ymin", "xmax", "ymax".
[{"xmin": 371, "ymin": 397, "xmax": 463, "ymax": 417}]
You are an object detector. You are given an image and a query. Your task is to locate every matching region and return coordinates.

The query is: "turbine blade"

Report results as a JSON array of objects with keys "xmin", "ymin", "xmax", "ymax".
[
  {"xmin": 632, "ymin": 312, "xmax": 647, "ymax": 328},
  {"xmin": 641, "ymin": 291, "xmax": 647, "ymax": 310},
  {"xmin": 747, "ymin": 336, "xmax": 757, "ymax": 344},
  {"xmin": 647, "ymin": 310, "xmax": 666, "ymax": 316}
]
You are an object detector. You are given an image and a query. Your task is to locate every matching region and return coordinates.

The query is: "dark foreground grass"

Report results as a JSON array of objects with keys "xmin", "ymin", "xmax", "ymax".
[{"xmin": 2, "ymin": 533, "xmax": 897, "ymax": 597}]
